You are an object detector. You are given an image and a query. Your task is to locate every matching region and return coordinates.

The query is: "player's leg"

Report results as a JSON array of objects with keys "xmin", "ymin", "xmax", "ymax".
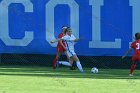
[
  {"xmin": 59, "ymin": 51, "xmax": 75, "ymax": 70},
  {"xmin": 69, "ymin": 58, "xmax": 76, "ymax": 70},
  {"xmin": 53, "ymin": 52, "xmax": 61, "ymax": 69},
  {"xmin": 58, "ymin": 60, "xmax": 72, "ymax": 66},
  {"xmin": 63, "ymin": 51, "xmax": 76, "ymax": 70},
  {"xmin": 71, "ymin": 54, "xmax": 84, "ymax": 72},
  {"xmin": 130, "ymin": 62, "xmax": 137, "ymax": 76},
  {"xmin": 57, "ymin": 51, "xmax": 72, "ymax": 67},
  {"xmin": 64, "ymin": 51, "xmax": 76, "ymax": 69},
  {"xmin": 130, "ymin": 56, "xmax": 137, "ymax": 76},
  {"xmin": 64, "ymin": 51, "xmax": 73, "ymax": 65}
]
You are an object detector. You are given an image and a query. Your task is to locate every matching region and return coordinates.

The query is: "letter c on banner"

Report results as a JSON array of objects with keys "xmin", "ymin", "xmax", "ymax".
[{"xmin": 0, "ymin": 0, "xmax": 34, "ymax": 46}]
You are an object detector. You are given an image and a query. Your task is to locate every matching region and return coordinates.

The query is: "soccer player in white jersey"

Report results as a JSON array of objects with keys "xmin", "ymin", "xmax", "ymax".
[{"xmin": 51, "ymin": 28, "xmax": 84, "ymax": 72}]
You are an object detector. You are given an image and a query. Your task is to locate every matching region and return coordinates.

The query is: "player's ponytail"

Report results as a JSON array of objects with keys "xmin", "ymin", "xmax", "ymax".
[
  {"xmin": 62, "ymin": 26, "xmax": 68, "ymax": 34},
  {"xmin": 64, "ymin": 27, "xmax": 69, "ymax": 34}
]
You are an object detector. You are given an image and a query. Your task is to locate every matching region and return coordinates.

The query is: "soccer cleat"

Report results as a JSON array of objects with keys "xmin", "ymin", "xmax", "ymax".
[
  {"xmin": 80, "ymin": 70, "xmax": 84, "ymax": 73},
  {"xmin": 53, "ymin": 65, "xmax": 56, "ymax": 69},
  {"xmin": 53, "ymin": 61, "xmax": 60, "ymax": 69},
  {"xmin": 70, "ymin": 66, "xmax": 76, "ymax": 70},
  {"xmin": 129, "ymin": 74, "xmax": 133, "ymax": 77}
]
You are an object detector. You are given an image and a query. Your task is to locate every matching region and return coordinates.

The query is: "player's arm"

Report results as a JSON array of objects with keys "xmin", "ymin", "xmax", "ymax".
[
  {"xmin": 122, "ymin": 48, "xmax": 133, "ymax": 59},
  {"xmin": 74, "ymin": 38, "xmax": 81, "ymax": 42},
  {"xmin": 50, "ymin": 38, "xmax": 63, "ymax": 43},
  {"xmin": 72, "ymin": 35, "xmax": 81, "ymax": 42},
  {"xmin": 69, "ymin": 38, "xmax": 81, "ymax": 42}
]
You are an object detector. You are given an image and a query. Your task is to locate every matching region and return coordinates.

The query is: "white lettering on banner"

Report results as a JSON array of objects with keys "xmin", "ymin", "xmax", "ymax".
[
  {"xmin": 89, "ymin": 0, "xmax": 121, "ymax": 48},
  {"xmin": 45, "ymin": 0, "xmax": 79, "ymax": 46},
  {"xmin": 0, "ymin": 0, "xmax": 137, "ymax": 48},
  {"xmin": 129, "ymin": 0, "xmax": 140, "ymax": 45},
  {"xmin": 0, "ymin": 0, "xmax": 33, "ymax": 46}
]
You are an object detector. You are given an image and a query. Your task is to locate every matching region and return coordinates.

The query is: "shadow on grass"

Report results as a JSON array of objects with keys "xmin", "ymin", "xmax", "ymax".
[{"xmin": 0, "ymin": 65, "xmax": 140, "ymax": 79}]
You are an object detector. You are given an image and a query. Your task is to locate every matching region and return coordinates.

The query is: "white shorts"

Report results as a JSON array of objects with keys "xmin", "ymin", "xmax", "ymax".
[{"xmin": 66, "ymin": 50, "xmax": 76, "ymax": 57}]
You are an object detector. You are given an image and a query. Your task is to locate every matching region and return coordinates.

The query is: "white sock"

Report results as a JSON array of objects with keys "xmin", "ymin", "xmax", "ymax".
[
  {"xmin": 76, "ymin": 61, "xmax": 84, "ymax": 72},
  {"xmin": 58, "ymin": 61, "xmax": 71, "ymax": 67}
]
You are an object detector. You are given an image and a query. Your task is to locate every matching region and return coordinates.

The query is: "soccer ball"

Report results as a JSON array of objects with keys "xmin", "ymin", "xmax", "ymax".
[{"xmin": 91, "ymin": 67, "xmax": 98, "ymax": 73}]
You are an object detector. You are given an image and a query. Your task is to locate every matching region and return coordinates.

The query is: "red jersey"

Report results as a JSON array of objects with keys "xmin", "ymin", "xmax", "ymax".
[
  {"xmin": 131, "ymin": 40, "xmax": 140, "ymax": 62},
  {"xmin": 56, "ymin": 33, "xmax": 66, "ymax": 52},
  {"xmin": 131, "ymin": 40, "xmax": 140, "ymax": 56},
  {"xmin": 57, "ymin": 33, "xmax": 66, "ymax": 47}
]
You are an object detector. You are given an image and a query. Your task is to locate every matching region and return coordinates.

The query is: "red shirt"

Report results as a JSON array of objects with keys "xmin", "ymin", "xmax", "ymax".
[
  {"xmin": 131, "ymin": 40, "xmax": 140, "ymax": 56},
  {"xmin": 57, "ymin": 33, "xmax": 66, "ymax": 47}
]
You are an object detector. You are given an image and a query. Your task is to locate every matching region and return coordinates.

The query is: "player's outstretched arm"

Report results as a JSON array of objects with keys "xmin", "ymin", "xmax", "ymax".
[
  {"xmin": 69, "ymin": 38, "xmax": 81, "ymax": 42},
  {"xmin": 74, "ymin": 38, "xmax": 81, "ymax": 42},
  {"xmin": 50, "ymin": 38, "xmax": 62, "ymax": 43},
  {"xmin": 122, "ymin": 48, "xmax": 132, "ymax": 59}
]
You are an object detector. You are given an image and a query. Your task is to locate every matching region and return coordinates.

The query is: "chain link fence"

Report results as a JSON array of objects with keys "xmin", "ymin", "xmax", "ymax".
[
  {"xmin": 0, "ymin": 54, "xmax": 1, "ymax": 64},
  {"xmin": 0, "ymin": 53, "xmax": 136, "ymax": 69}
]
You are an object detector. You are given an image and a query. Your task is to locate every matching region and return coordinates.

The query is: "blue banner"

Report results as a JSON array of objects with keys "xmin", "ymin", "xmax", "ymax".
[{"xmin": 0, "ymin": 0, "xmax": 139, "ymax": 56}]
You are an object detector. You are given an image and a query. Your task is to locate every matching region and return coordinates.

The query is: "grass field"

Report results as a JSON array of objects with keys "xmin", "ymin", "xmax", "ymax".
[{"xmin": 0, "ymin": 66, "xmax": 140, "ymax": 93}]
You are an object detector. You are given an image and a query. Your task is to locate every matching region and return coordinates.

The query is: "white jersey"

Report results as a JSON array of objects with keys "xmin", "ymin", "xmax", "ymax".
[{"xmin": 62, "ymin": 34, "xmax": 76, "ymax": 57}]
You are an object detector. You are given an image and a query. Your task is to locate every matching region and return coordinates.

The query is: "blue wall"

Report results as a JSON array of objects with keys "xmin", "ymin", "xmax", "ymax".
[{"xmin": 0, "ymin": 0, "xmax": 139, "ymax": 56}]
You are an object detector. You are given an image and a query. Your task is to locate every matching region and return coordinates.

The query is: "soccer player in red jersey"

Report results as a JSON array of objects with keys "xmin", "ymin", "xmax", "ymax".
[{"xmin": 122, "ymin": 33, "xmax": 140, "ymax": 76}]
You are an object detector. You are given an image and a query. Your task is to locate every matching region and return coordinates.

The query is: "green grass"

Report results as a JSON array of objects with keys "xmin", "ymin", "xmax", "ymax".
[{"xmin": 0, "ymin": 66, "xmax": 140, "ymax": 93}]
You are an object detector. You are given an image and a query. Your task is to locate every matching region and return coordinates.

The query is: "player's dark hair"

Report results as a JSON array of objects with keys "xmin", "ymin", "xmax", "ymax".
[{"xmin": 135, "ymin": 33, "xmax": 140, "ymax": 40}]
